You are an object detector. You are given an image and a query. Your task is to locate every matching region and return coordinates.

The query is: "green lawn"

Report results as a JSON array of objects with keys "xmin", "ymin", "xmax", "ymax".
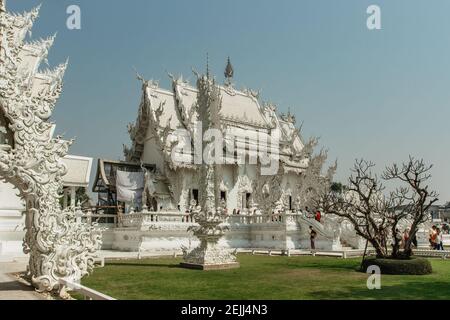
[{"xmin": 79, "ymin": 255, "xmax": 450, "ymax": 300}]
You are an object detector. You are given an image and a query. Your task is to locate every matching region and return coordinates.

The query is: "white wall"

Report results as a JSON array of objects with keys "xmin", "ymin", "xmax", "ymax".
[
  {"xmin": 142, "ymin": 138, "xmax": 165, "ymax": 172},
  {"xmin": 0, "ymin": 181, "xmax": 26, "ymax": 257}
]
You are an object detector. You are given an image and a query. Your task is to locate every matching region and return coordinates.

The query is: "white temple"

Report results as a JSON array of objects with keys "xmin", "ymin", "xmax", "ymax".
[
  {"xmin": 89, "ymin": 61, "xmax": 359, "ymax": 253},
  {"xmin": 91, "ymin": 59, "xmax": 445, "ymax": 255},
  {"xmin": 122, "ymin": 59, "xmax": 331, "ymax": 215}
]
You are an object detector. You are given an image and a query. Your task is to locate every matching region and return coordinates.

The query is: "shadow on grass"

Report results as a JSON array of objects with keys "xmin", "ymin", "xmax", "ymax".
[
  {"xmin": 283, "ymin": 260, "xmax": 362, "ymax": 272},
  {"xmin": 106, "ymin": 262, "xmax": 182, "ymax": 269},
  {"xmin": 307, "ymin": 280, "xmax": 450, "ymax": 300}
]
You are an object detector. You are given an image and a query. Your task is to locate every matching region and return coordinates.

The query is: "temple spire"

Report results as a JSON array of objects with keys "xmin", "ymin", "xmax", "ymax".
[
  {"xmin": 224, "ymin": 56, "xmax": 234, "ymax": 86},
  {"xmin": 206, "ymin": 52, "xmax": 210, "ymax": 79}
]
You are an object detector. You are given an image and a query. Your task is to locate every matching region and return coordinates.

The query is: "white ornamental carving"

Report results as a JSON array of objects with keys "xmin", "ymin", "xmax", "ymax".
[
  {"xmin": 181, "ymin": 73, "xmax": 238, "ymax": 268},
  {"xmin": 0, "ymin": 2, "xmax": 101, "ymax": 293},
  {"xmin": 181, "ymin": 202, "xmax": 237, "ymax": 266},
  {"xmin": 237, "ymin": 174, "xmax": 253, "ymax": 194},
  {"xmin": 219, "ymin": 180, "xmax": 228, "ymax": 192}
]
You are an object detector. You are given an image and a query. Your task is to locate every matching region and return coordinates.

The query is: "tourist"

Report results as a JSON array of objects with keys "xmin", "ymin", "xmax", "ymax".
[
  {"xmin": 304, "ymin": 206, "xmax": 310, "ymax": 217},
  {"xmin": 309, "ymin": 226, "xmax": 317, "ymax": 251},
  {"xmin": 411, "ymin": 232, "xmax": 418, "ymax": 248},
  {"xmin": 315, "ymin": 210, "xmax": 322, "ymax": 223},
  {"xmin": 436, "ymin": 228, "xmax": 444, "ymax": 250},
  {"xmin": 442, "ymin": 223, "xmax": 450, "ymax": 235},
  {"xmin": 429, "ymin": 225, "xmax": 437, "ymax": 249},
  {"xmin": 184, "ymin": 210, "xmax": 190, "ymax": 222},
  {"xmin": 272, "ymin": 211, "xmax": 277, "ymax": 222},
  {"xmin": 402, "ymin": 228, "xmax": 410, "ymax": 249},
  {"xmin": 394, "ymin": 228, "xmax": 402, "ymax": 248}
]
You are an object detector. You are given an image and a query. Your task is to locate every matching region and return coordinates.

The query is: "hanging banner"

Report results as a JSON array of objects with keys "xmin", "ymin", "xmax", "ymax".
[{"xmin": 116, "ymin": 170, "xmax": 144, "ymax": 204}]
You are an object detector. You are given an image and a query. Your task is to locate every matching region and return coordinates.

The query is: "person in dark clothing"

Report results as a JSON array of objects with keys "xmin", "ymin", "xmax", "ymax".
[
  {"xmin": 411, "ymin": 233, "xmax": 418, "ymax": 248},
  {"xmin": 309, "ymin": 226, "xmax": 317, "ymax": 250}
]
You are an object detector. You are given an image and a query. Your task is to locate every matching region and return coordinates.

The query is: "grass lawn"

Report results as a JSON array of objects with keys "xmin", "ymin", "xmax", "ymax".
[{"xmin": 79, "ymin": 254, "xmax": 450, "ymax": 300}]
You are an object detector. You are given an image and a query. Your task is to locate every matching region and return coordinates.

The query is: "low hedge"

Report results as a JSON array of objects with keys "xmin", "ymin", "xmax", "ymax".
[{"xmin": 361, "ymin": 257, "xmax": 432, "ymax": 275}]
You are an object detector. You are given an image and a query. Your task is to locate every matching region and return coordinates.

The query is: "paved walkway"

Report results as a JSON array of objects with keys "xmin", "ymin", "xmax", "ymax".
[{"xmin": 0, "ymin": 258, "xmax": 44, "ymax": 300}]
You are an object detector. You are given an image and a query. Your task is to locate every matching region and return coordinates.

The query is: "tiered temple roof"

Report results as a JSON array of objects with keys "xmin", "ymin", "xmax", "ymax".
[{"xmin": 127, "ymin": 61, "xmax": 309, "ymax": 173}]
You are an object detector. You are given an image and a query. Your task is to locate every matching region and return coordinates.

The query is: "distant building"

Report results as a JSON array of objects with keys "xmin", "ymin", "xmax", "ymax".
[{"xmin": 432, "ymin": 203, "xmax": 450, "ymax": 222}]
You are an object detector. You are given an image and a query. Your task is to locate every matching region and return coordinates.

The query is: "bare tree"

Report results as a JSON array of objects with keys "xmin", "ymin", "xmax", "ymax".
[
  {"xmin": 316, "ymin": 157, "xmax": 438, "ymax": 259},
  {"xmin": 383, "ymin": 157, "xmax": 439, "ymax": 257},
  {"xmin": 317, "ymin": 159, "xmax": 391, "ymax": 257}
]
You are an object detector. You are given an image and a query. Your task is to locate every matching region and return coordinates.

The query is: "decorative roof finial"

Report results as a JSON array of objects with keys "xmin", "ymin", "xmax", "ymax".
[
  {"xmin": 224, "ymin": 56, "xmax": 234, "ymax": 86},
  {"xmin": 285, "ymin": 107, "xmax": 296, "ymax": 124}
]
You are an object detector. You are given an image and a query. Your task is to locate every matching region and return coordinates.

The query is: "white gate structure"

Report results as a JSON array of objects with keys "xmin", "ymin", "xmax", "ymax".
[{"xmin": 0, "ymin": 1, "xmax": 101, "ymax": 292}]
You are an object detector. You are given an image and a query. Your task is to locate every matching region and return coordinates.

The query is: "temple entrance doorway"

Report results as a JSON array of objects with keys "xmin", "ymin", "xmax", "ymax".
[
  {"xmin": 242, "ymin": 192, "xmax": 252, "ymax": 209},
  {"xmin": 147, "ymin": 197, "xmax": 157, "ymax": 212}
]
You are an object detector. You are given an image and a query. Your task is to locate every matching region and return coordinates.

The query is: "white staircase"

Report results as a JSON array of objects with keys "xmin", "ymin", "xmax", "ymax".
[{"xmin": 297, "ymin": 215, "xmax": 333, "ymax": 240}]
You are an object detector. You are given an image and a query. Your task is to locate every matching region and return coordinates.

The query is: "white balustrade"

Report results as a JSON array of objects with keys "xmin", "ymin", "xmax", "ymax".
[
  {"xmin": 73, "ymin": 208, "xmax": 118, "ymax": 226},
  {"xmin": 119, "ymin": 211, "xmax": 197, "ymax": 228},
  {"xmin": 75, "ymin": 209, "xmax": 310, "ymax": 230},
  {"xmin": 228, "ymin": 211, "xmax": 304, "ymax": 225}
]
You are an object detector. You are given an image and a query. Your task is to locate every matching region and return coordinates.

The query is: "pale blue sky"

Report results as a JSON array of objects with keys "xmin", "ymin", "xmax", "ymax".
[{"xmin": 8, "ymin": 0, "xmax": 450, "ymax": 202}]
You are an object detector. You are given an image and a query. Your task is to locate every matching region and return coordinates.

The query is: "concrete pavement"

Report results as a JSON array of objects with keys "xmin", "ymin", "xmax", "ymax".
[{"xmin": 0, "ymin": 258, "xmax": 44, "ymax": 300}]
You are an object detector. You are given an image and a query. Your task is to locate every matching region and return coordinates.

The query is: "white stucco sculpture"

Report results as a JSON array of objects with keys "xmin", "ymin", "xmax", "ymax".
[
  {"xmin": 0, "ymin": 1, "xmax": 101, "ymax": 292},
  {"xmin": 180, "ymin": 72, "xmax": 239, "ymax": 269}
]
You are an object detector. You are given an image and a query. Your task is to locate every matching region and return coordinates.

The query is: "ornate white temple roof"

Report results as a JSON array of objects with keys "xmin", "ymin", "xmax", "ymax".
[
  {"xmin": 145, "ymin": 86, "xmax": 179, "ymax": 130},
  {"xmin": 143, "ymin": 80, "xmax": 270, "ymax": 130},
  {"xmin": 61, "ymin": 155, "xmax": 93, "ymax": 188},
  {"xmin": 126, "ymin": 61, "xmax": 312, "ymax": 173}
]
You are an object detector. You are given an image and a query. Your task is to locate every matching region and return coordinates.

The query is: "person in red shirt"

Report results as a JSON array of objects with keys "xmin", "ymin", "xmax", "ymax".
[{"xmin": 315, "ymin": 210, "xmax": 322, "ymax": 223}]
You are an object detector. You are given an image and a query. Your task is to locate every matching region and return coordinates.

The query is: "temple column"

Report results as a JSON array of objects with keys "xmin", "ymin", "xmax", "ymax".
[
  {"xmin": 63, "ymin": 189, "xmax": 68, "ymax": 209},
  {"xmin": 70, "ymin": 186, "xmax": 76, "ymax": 207}
]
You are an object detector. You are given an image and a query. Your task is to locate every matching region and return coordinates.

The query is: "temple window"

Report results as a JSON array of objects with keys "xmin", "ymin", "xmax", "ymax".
[
  {"xmin": 192, "ymin": 189, "xmax": 199, "ymax": 205},
  {"xmin": 220, "ymin": 191, "xmax": 227, "ymax": 202},
  {"xmin": 242, "ymin": 192, "xmax": 252, "ymax": 209}
]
